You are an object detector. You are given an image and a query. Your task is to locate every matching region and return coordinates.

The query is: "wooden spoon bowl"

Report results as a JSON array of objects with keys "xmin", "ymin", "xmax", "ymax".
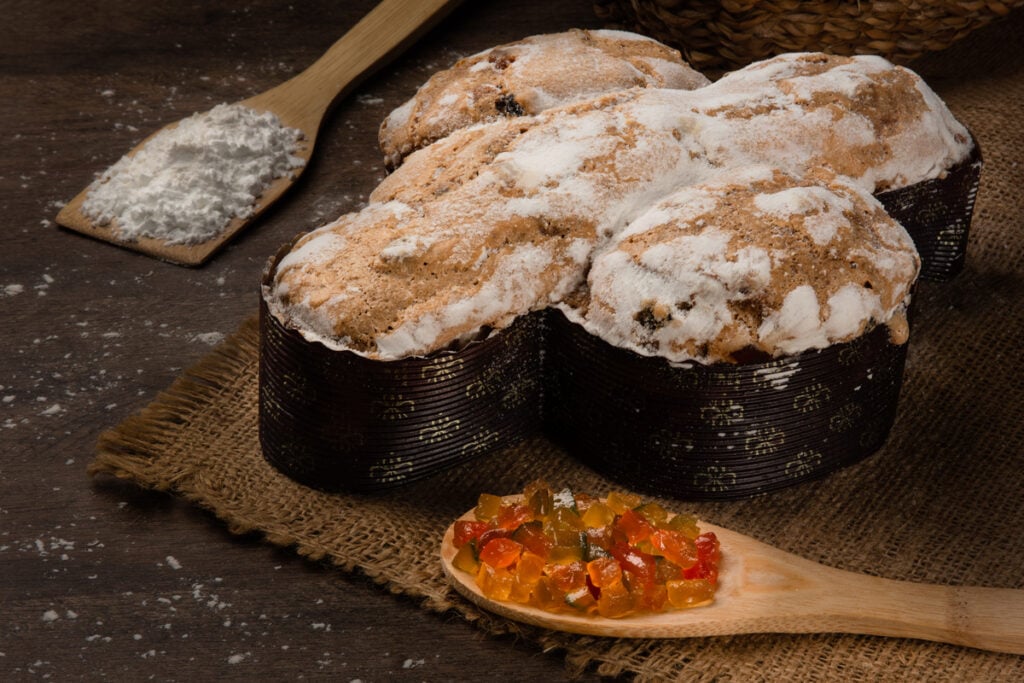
[
  {"xmin": 56, "ymin": 0, "xmax": 460, "ymax": 266},
  {"xmin": 441, "ymin": 499, "xmax": 1024, "ymax": 654}
]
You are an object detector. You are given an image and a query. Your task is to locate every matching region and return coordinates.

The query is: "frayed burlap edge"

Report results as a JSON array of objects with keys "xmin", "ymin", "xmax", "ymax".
[
  {"xmin": 87, "ymin": 11, "xmax": 1024, "ymax": 677},
  {"xmin": 84, "ymin": 317, "xmax": 689, "ymax": 681},
  {"xmin": 89, "ymin": 317, "xmax": 259, "ymax": 495},
  {"xmin": 87, "ymin": 311, "xmax": 1024, "ymax": 682},
  {"xmin": 83, "ymin": 317, "xmax": 710, "ymax": 681}
]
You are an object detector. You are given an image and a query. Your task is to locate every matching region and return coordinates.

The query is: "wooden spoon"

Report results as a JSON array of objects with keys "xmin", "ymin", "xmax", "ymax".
[
  {"xmin": 440, "ymin": 501, "xmax": 1024, "ymax": 654},
  {"xmin": 56, "ymin": 0, "xmax": 461, "ymax": 266}
]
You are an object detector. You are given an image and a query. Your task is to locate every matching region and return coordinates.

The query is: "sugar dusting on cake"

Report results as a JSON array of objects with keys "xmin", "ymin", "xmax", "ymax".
[
  {"xmin": 269, "ymin": 43, "xmax": 968, "ymax": 363},
  {"xmin": 378, "ymin": 29, "xmax": 710, "ymax": 168},
  {"xmin": 579, "ymin": 168, "xmax": 918, "ymax": 362}
]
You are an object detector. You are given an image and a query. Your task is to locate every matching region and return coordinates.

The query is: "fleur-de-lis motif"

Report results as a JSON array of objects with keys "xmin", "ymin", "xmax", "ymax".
[
  {"xmin": 700, "ymin": 400, "xmax": 744, "ymax": 427},
  {"xmin": 372, "ymin": 393, "xmax": 416, "ymax": 420},
  {"xmin": 744, "ymin": 426, "xmax": 785, "ymax": 457},
  {"xmin": 710, "ymin": 369, "xmax": 744, "ymax": 389},
  {"xmin": 501, "ymin": 377, "xmax": 539, "ymax": 411},
  {"xmin": 419, "ymin": 415, "xmax": 461, "ymax": 444},
  {"xmin": 793, "ymin": 383, "xmax": 831, "ymax": 413},
  {"xmin": 421, "ymin": 356, "xmax": 465, "ymax": 384},
  {"xmin": 936, "ymin": 223, "xmax": 964, "ymax": 248},
  {"xmin": 461, "ymin": 429, "xmax": 502, "ymax": 456},
  {"xmin": 465, "ymin": 379, "xmax": 490, "ymax": 401},
  {"xmin": 694, "ymin": 465, "xmax": 737, "ymax": 492},
  {"xmin": 785, "ymin": 450, "xmax": 823, "ymax": 478},
  {"xmin": 838, "ymin": 342, "xmax": 866, "ymax": 367},
  {"xmin": 829, "ymin": 402, "xmax": 863, "ymax": 433},
  {"xmin": 368, "ymin": 456, "xmax": 414, "ymax": 484}
]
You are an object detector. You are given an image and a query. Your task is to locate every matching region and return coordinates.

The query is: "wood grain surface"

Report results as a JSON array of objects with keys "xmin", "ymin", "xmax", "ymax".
[{"xmin": 1, "ymin": 1, "xmax": 606, "ymax": 679}]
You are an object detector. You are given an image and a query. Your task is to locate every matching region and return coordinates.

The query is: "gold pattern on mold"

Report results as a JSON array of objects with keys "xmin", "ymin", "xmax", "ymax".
[
  {"xmin": 420, "ymin": 356, "xmax": 465, "ymax": 384},
  {"xmin": 709, "ymin": 369, "xmax": 744, "ymax": 389},
  {"xmin": 793, "ymin": 383, "xmax": 831, "ymax": 413},
  {"xmin": 501, "ymin": 377, "xmax": 538, "ymax": 411},
  {"xmin": 694, "ymin": 465, "xmax": 737, "ymax": 492},
  {"xmin": 700, "ymin": 400, "xmax": 744, "ymax": 427},
  {"xmin": 745, "ymin": 426, "xmax": 785, "ymax": 457},
  {"xmin": 418, "ymin": 415, "xmax": 461, "ymax": 444},
  {"xmin": 368, "ymin": 455, "xmax": 415, "ymax": 484},
  {"xmin": 829, "ymin": 402, "xmax": 864, "ymax": 433},
  {"xmin": 372, "ymin": 393, "xmax": 416, "ymax": 420},
  {"xmin": 785, "ymin": 450, "xmax": 824, "ymax": 478},
  {"xmin": 465, "ymin": 379, "xmax": 489, "ymax": 400},
  {"xmin": 461, "ymin": 429, "xmax": 502, "ymax": 456},
  {"xmin": 838, "ymin": 342, "xmax": 867, "ymax": 367}
]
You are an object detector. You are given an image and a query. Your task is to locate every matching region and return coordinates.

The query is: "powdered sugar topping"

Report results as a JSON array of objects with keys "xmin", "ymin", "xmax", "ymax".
[
  {"xmin": 271, "ymin": 48, "xmax": 966, "ymax": 362},
  {"xmin": 82, "ymin": 103, "xmax": 305, "ymax": 245}
]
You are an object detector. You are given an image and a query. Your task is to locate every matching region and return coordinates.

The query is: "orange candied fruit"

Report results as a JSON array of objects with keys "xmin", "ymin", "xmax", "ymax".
[{"xmin": 451, "ymin": 481, "xmax": 721, "ymax": 618}]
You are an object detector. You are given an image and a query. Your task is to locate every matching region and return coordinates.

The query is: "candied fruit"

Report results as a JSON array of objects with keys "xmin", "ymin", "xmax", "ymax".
[{"xmin": 451, "ymin": 483, "xmax": 721, "ymax": 618}]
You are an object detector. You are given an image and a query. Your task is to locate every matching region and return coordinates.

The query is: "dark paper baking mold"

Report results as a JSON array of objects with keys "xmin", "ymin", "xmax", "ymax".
[
  {"xmin": 258, "ymin": 141, "xmax": 978, "ymax": 498},
  {"xmin": 259, "ymin": 242, "xmax": 543, "ymax": 493},
  {"xmin": 543, "ymin": 310, "xmax": 906, "ymax": 500},
  {"xmin": 877, "ymin": 136, "xmax": 982, "ymax": 282}
]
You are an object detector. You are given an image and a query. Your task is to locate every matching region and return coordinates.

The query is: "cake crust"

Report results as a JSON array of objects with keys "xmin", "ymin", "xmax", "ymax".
[
  {"xmin": 378, "ymin": 29, "xmax": 710, "ymax": 168},
  {"xmin": 268, "ymin": 41, "xmax": 971, "ymax": 363}
]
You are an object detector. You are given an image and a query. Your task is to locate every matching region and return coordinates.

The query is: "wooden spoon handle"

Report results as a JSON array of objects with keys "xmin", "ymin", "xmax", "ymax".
[
  {"xmin": 638, "ymin": 525, "xmax": 1024, "ymax": 653},
  {"xmin": 734, "ymin": 541, "xmax": 1024, "ymax": 654},
  {"xmin": 836, "ymin": 576, "xmax": 1024, "ymax": 655},
  {"xmin": 248, "ymin": 0, "xmax": 462, "ymax": 129}
]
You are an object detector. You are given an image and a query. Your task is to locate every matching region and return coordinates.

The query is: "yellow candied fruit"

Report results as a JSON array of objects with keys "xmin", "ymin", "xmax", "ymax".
[
  {"xmin": 635, "ymin": 502, "xmax": 669, "ymax": 526},
  {"xmin": 634, "ymin": 582, "xmax": 668, "ymax": 612},
  {"xmin": 547, "ymin": 539, "xmax": 585, "ymax": 565},
  {"xmin": 666, "ymin": 578, "xmax": 715, "ymax": 608},
  {"xmin": 531, "ymin": 575, "xmax": 562, "ymax": 610},
  {"xmin": 605, "ymin": 490, "xmax": 643, "ymax": 514},
  {"xmin": 581, "ymin": 501, "xmax": 616, "ymax": 529},
  {"xmin": 476, "ymin": 562, "xmax": 514, "ymax": 601},
  {"xmin": 509, "ymin": 574, "xmax": 533, "ymax": 604},
  {"xmin": 453, "ymin": 482, "xmax": 721, "ymax": 619},
  {"xmin": 596, "ymin": 580, "xmax": 633, "ymax": 618},
  {"xmin": 475, "ymin": 492, "xmax": 503, "ymax": 521},
  {"xmin": 565, "ymin": 585, "xmax": 597, "ymax": 611},
  {"xmin": 515, "ymin": 552, "xmax": 545, "ymax": 588}
]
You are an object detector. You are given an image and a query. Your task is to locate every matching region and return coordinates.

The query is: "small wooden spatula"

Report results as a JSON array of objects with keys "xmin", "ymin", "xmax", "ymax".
[{"xmin": 57, "ymin": 0, "xmax": 461, "ymax": 266}]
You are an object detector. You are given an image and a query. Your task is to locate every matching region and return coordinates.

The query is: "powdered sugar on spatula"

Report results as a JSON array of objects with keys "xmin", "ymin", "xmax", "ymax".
[{"xmin": 82, "ymin": 103, "xmax": 305, "ymax": 245}]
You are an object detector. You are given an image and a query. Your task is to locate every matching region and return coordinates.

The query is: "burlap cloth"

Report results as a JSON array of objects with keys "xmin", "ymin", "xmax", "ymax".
[{"xmin": 89, "ymin": 16, "xmax": 1024, "ymax": 682}]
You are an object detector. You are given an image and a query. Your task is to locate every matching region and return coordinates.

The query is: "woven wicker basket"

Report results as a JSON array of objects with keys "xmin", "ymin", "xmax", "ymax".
[{"xmin": 593, "ymin": 0, "xmax": 1024, "ymax": 72}]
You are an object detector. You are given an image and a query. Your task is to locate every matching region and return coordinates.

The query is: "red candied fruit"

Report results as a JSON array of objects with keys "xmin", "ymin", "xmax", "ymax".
[
  {"xmin": 479, "ymin": 537, "xmax": 523, "ymax": 569},
  {"xmin": 682, "ymin": 532, "xmax": 721, "ymax": 582},
  {"xmin": 453, "ymin": 520, "xmax": 491, "ymax": 548},
  {"xmin": 454, "ymin": 483, "xmax": 721, "ymax": 618}
]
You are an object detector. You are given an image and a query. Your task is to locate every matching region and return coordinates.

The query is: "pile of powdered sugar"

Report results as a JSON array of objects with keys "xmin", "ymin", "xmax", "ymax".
[{"xmin": 82, "ymin": 103, "xmax": 305, "ymax": 245}]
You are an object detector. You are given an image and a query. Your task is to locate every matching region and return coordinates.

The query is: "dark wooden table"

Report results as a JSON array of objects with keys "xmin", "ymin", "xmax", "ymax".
[{"xmin": 2, "ymin": 1, "xmax": 608, "ymax": 679}]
